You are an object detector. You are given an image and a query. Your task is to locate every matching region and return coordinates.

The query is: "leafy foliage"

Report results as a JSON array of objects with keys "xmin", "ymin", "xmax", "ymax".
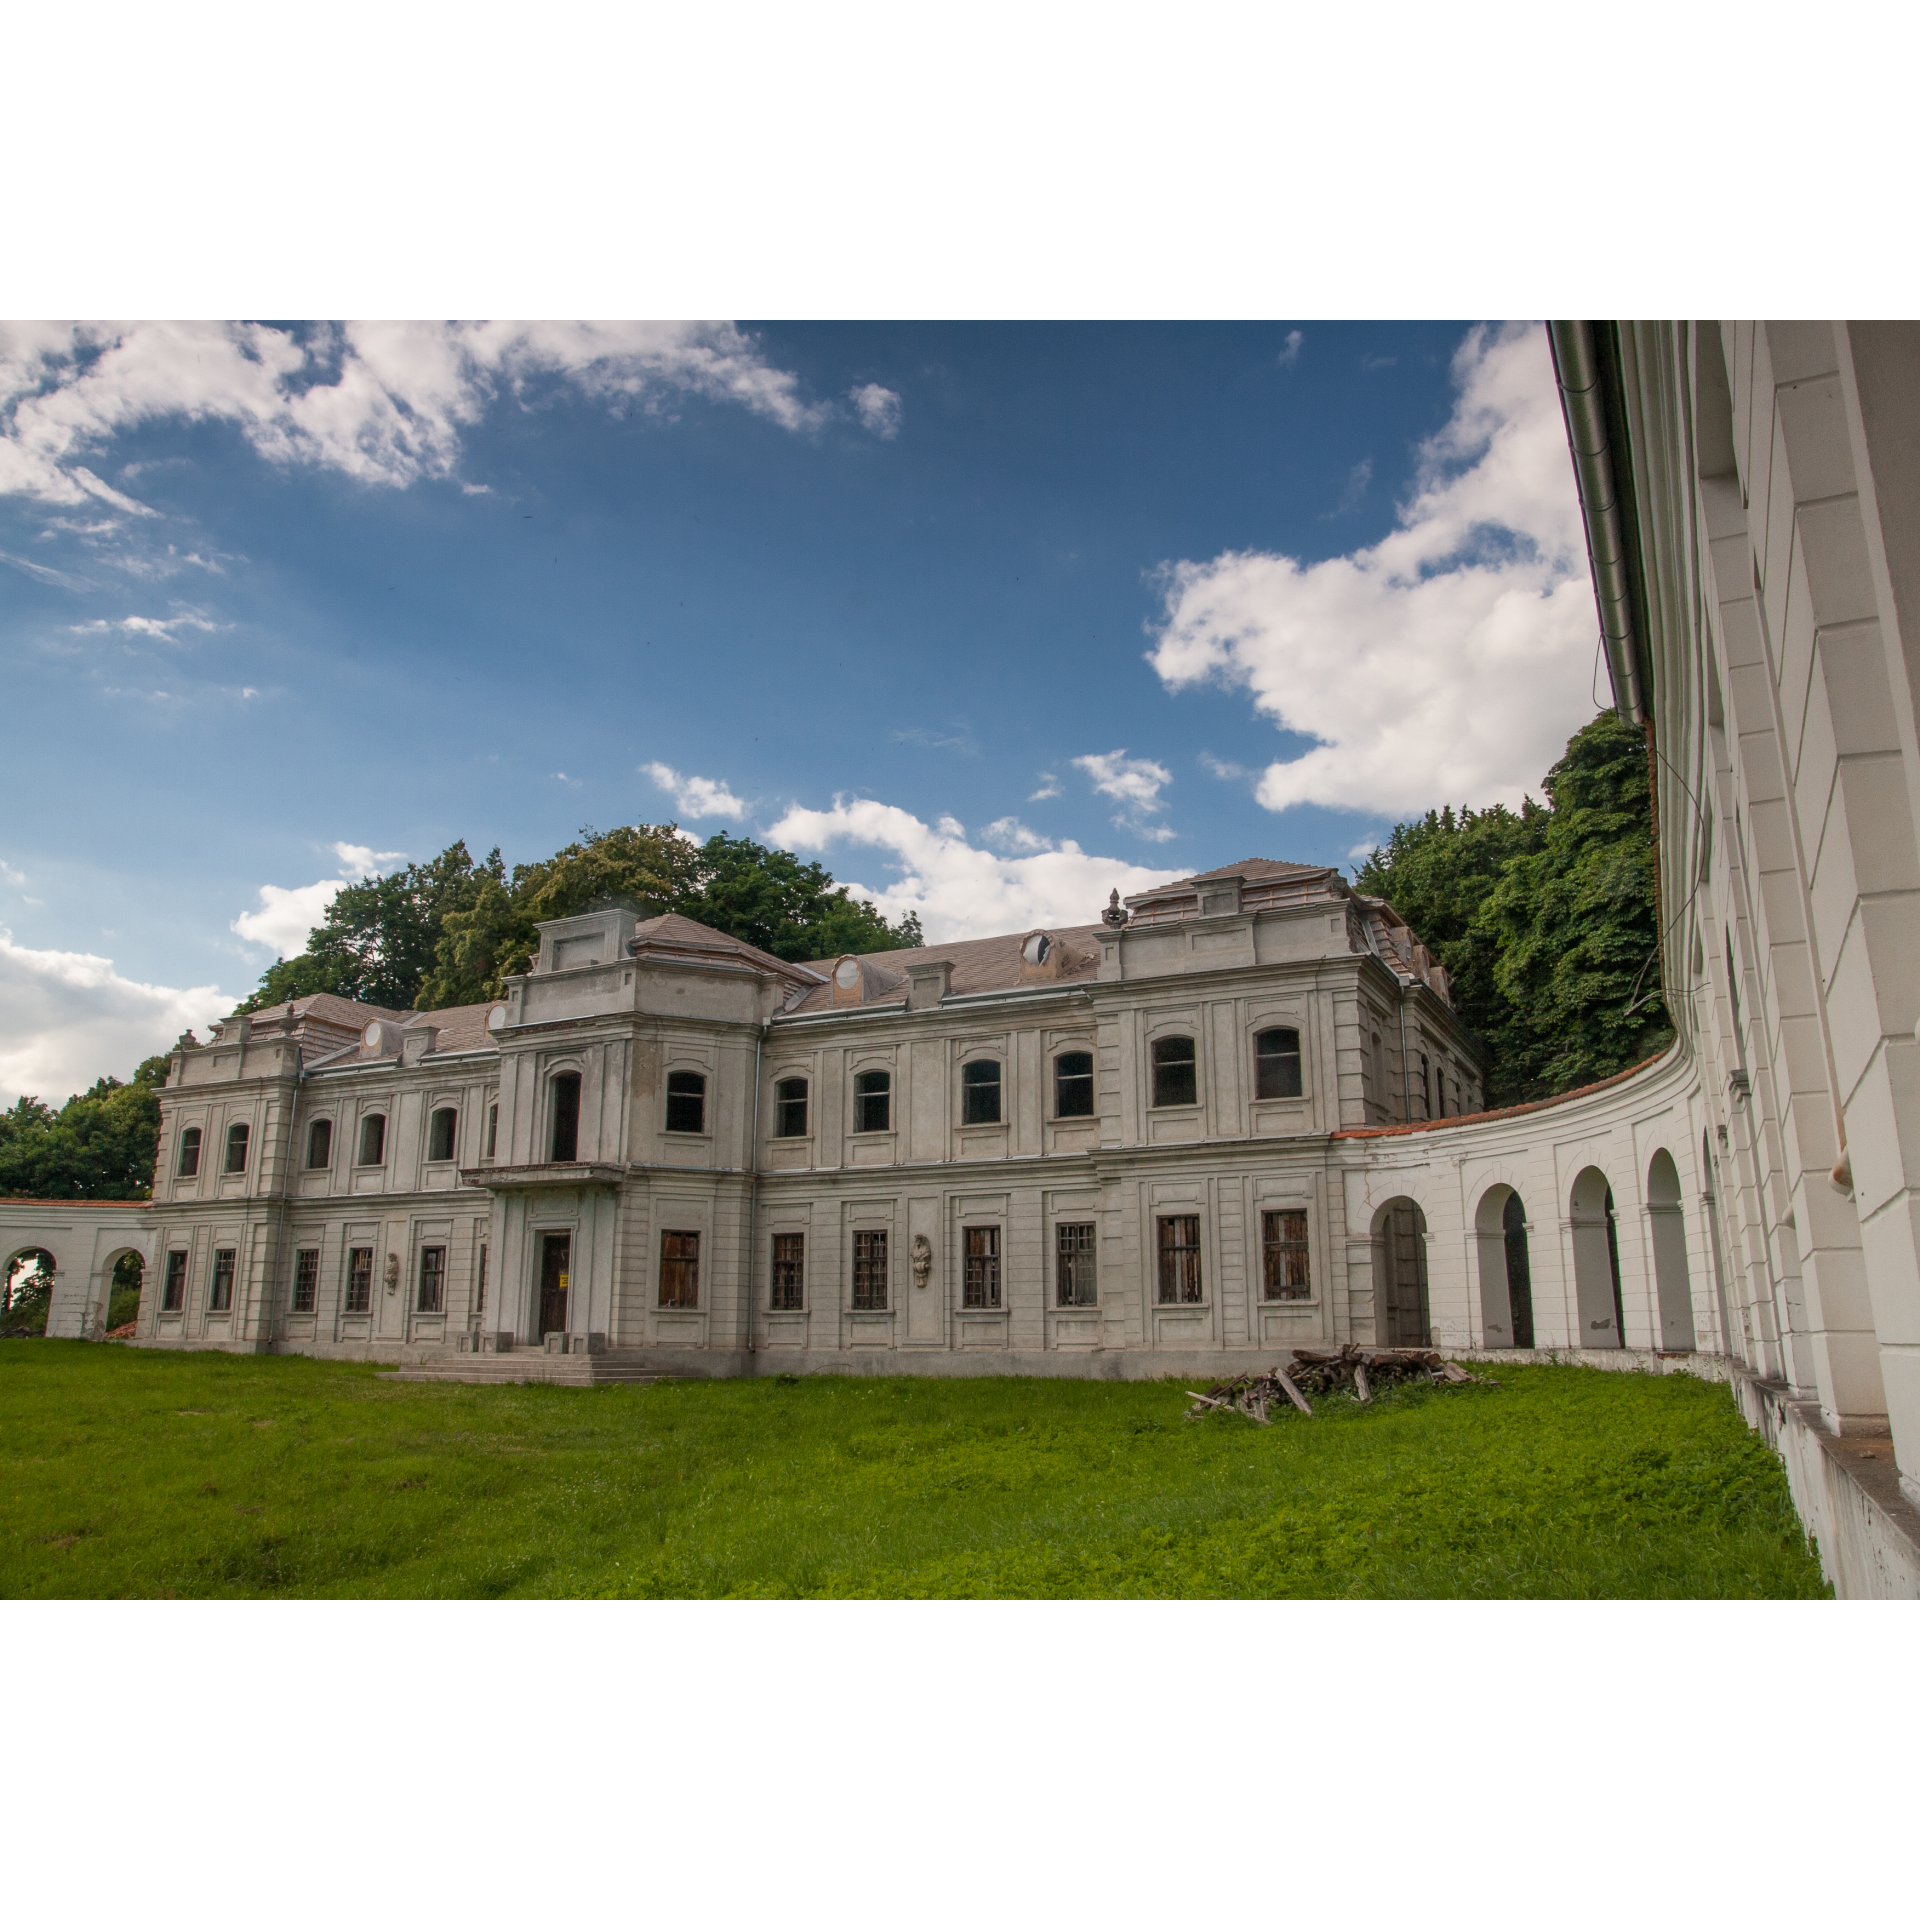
[
  {"xmin": 1353, "ymin": 713, "xmax": 1669, "ymax": 1105},
  {"xmin": 0, "ymin": 1054, "xmax": 169, "ymax": 1200}
]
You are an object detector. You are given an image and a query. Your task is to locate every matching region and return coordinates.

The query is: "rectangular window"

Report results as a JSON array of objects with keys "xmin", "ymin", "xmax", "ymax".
[
  {"xmin": 961, "ymin": 1060, "xmax": 1002, "ymax": 1126},
  {"xmin": 659, "ymin": 1230, "xmax": 700, "ymax": 1308},
  {"xmin": 665, "ymin": 1071, "xmax": 706, "ymax": 1134},
  {"xmin": 428, "ymin": 1108, "xmax": 457, "ymax": 1161},
  {"xmin": 486, "ymin": 1104, "xmax": 498, "ymax": 1159},
  {"xmin": 209, "ymin": 1247, "xmax": 236, "ymax": 1313},
  {"xmin": 416, "ymin": 1245, "xmax": 446, "ymax": 1313},
  {"xmin": 852, "ymin": 1230, "xmax": 888, "ymax": 1310},
  {"xmin": 358, "ymin": 1113, "xmax": 386, "ymax": 1166},
  {"xmin": 1254, "ymin": 1029, "xmax": 1303, "ymax": 1101},
  {"xmin": 1261, "ymin": 1209, "xmax": 1311, "ymax": 1301},
  {"xmin": 1156, "ymin": 1215, "xmax": 1202, "ymax": 1304},
  {"xmin": 853, "ymin": 1071, "xmax": 891, "ymax": 1133},
  {"xmin": 1056, "ymin": 1222, "xmax": 1097, "ymax": 1306},
  {"xmin": 1053, "ymin": 1051, "xmax": 1095, "ymax": 1118},
  {"xmin": 162, "ymin": 1248, "xmax": 188, "ymax": 1312},
  {"xmin": 292, "ymin": 1248, "xmax": 319, "ymax": 1314},
  {"xmin": 345, "ymin": 1246, "xmax": 373, "ymax": 1314},
  {"xmin": 476, "ymin": 1243, "xmax": 488, "ymax": 1315},
  {"xmin": 770, "ymin": 1232, "xmax": 805, "ymax": 1311},
  {"xmin": 1151, "ymin": 1036, "xmax": 1197, "ymax": 1108},
  {"xmin": 775, "ymin": 1079, "xmax": 809, "ymax": 1138},
  {"xmin": 176, "ymin": 1127, "xmax": 202, "ymax": 1178},
  {"xmin": 963, "ymin": 1225, "xmax": 1001, "ymax": 1308}
]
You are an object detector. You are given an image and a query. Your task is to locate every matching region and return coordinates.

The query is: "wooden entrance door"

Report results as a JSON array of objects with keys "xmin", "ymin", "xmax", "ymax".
[{"xmin": 539, "ymin": 1233, "xmax": 571, "ymax": 1337}]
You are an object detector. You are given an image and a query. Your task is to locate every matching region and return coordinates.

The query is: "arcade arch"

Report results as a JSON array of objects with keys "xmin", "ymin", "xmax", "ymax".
[
  {"xmin": 1646, "ymin": 1149, "xmax": 1695, "ymax": 1351},
  {"xmin": 4, "ymin": 1246, "xmax": 56, "ymax": 1329},
  {"xmin": 1473, "ymin": 1185, "xmax": 1535, "ymax": 1349},
  {"xmin": 1370, "ymin": 1197, "xmax": 1430, "ymax": 1346},
  {"xmin": 1569, "ymin": 1167, "xmax": 1626, "ymax": 1348}
]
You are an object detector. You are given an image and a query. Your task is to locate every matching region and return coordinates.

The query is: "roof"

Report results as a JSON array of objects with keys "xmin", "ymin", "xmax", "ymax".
[
  {"xmin": 623, "ymin": 912, "xmax": 821, "ymax": 985},
  {"xmin": 240, "ymin": 992, "xmax": 508, "ymax": 1066},
  {"xmin": 1126, "ymin": 856, "xmax": 1333, "ymax": 903},
  {"xmin": 780, "ymin": 925, "xmax": 1106, "ymax": 1016}
]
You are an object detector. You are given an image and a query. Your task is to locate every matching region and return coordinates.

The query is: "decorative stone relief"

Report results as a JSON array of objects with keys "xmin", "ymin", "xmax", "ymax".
[{"xmin": 911, "ymin": 1235, "xmax": 933, "ymax": 1286}]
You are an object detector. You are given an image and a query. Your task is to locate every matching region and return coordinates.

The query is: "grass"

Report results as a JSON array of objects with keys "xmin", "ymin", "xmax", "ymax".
[{"xmin": 0, "ymin": 1342, "xmax": 1828, "ymax": 1599}]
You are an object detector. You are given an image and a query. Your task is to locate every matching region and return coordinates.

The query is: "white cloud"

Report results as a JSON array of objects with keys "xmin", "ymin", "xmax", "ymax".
[
  {"xmin": 766, "ymin": 798, "xmax": 1183, "ymax": 945},
  {"xmin": 230, "ymin": 842, "xmax": 403, "ymax": 956},
  {"xmin": 983, "ymin": 816, "xmax": 1051, "ymax": 854},
  {"xmin": 0, "ymin": 321, "xmax": 833, "ymax": 511},
  {"xmin": 1027, "ymin": 776, "xmax": 1063, "ymax": 802},
  {"xmin": 68, "ymin": 608, "xmax": 221, "ymax": 643},
  {"xmin": 1348, "ymin": 836, "xmax": 1382, "ymax": 865},
  {"xmin": 0, "ymin": 861, "xmax": 23, "ymax": 886},
  {"xmin": 0, "ymin": 929, "xmax": 231, "ymax": 1104},
  {"xmin": 1199, "ymin": 750, "xmax": 1250, "ymax": 781},
  {"xmin": 1148, "ymin": 322, "xmax": 1592, "ymax": 820},
  {"xmin": 1276, "ymin": 329, "xmax": 1304, "ymax": 368},
  {"xmin": 1073, "ymin": 749, "xmax": 1172, "ymax": 813},
  {"xmin": 641, "ymin": 762, "xmax": 748, "ymax": 821},
  {"xmin": 850, "ymin": 382, "xmax": 902, "ymax": 439}
]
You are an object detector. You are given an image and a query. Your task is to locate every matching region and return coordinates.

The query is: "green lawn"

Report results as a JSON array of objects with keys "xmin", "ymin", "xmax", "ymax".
[{"xmin": 0, "ymin": 1342, "xmax": 1828, "ymax": 1598}]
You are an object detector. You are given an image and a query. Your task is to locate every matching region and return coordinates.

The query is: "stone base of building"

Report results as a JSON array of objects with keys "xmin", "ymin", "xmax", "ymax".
[{"xmin": 1731, "ymin": 1363, "xmax": 1920, "ymax": 1599}]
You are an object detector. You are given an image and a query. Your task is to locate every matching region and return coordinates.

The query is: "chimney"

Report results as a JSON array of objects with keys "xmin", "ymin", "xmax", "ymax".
[{"xmin": 906, "ymin": 959, "xmax": 953, "ymax": 1010}]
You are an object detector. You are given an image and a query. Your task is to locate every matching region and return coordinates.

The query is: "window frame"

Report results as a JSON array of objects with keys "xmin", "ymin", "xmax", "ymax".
[
  {"xmin": 1155, "ymin": 1214, "xmax": 1203, "ymax": 1304},
  {"xmin": 774, "ymin": 1077, "xmax": 810, "ymax": 1140},
  {"xmin": 426, "ymin": 1106, "xmax": 458, "ymax": 1162},
  {"xmin": 224, "ymin": 1121, "xmax": 250, "ymax": 1175},
  {"xmin": 344, "ymin": 1246, "xmax": 374, "ymax": 1314},
  {"xmin": 852, "ymin": 1068, "xmax": 892, "ymax": 1135},
  {"xmin": 162, "ymin": 1247, "xmax": 188, "ymax": 1312},
  {"xmin": 659, "ymin": 1229, "xmax": 701, "ymax": 1309},
  {"xmin": 962, "ymin": 1225, "xmax": 1002, "ymax": 1309},
  {"xmin": 851, "ymin": 1229, "xmax": 888, "ymax": 1310},
  {"xmin": 1253, "ymin": 1027, "xmax": 1304, "ymax": 1102},
  {"xmin": 1053, "ymin": 1050, "xmax": 1095, "ymax": 1119},
  {"xmin": 549, "ymin": 1070, "xmax": 582, "ymax": 1163},
  {"xmin": 1055, "ymin": 1221, "xmax": 1097, "ymax": 1307},
  {"xmin": 209, "ymin": 1246, "xmax": 237, "ymax": 1313},
  {"xmin": 292, "ymin": 1247, "xmax": 319, "ymax": 1314},
  {"xmin": 306, "ymin": 1117, "xmax": 333, "ymax": 1170},
  {"xmin": 1150, "ymin": 1035, "xmax": 1199, "ymax": 1109},
  {"xmin": 357, "ymin": 1112, "xmax": 387, "ymax": 1167},
  {"xmin": 960, "ymin": 1058, "xmax": 1003, "ymax": 1127},
  {"xmin": 485, "ymin": 1104, "xmax": 499, "ymax": 1160},
  {"xmin": 176, "ymin": 1126, "xmax": 202, "ymax": 1179},
  {"xmin": 416, "ymin": 1244, "xmax": 447, "ymax": 1313},
  {"xmin": 770, "ymin": 1231, "xmax": 805, "ymax": 1311},
  {"xmin": 1260, "ymin": 1208, "xmax": 1311, "ymax": 1301},
  {"xmin": 664, "ymin": 1069, "xmax": 707, "ymax": 1136}
]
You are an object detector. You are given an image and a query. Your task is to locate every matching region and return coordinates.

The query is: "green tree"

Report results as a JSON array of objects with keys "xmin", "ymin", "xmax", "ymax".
[
  {"xmin": 688, "ymin": 833, "xmax": 921, "ymax": 961},
  {"xmin": 0, "ymin": 1054, "xmax": 168, "ymax": 1201}
]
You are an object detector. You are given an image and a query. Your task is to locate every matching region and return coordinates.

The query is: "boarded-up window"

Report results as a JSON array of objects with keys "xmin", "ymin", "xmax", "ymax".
[
  {"xmin": 852, "ymin": 1230, "xmax": 888, "ymax": 1310},
  {"xmin": 209, "ymin": 1247, "xmax": 236, "ymax": 1312},
  {"xmin": 224, "ymin": 1123, "xmax": 250, "ymax": 1174},
  {"xmin": 1056, "ymin": 1222, "xmax": 1096, "ymax": 1306},
  {"xmin": 1261, "ymin": 1209, "xmax": 1310, "ymax": 1300},
  {"xmin": 962, "ymin": 1060, "xmax": 1002, "ymax": 1126},
  {"xmin": 1254, "ymin": 1028, "xmax": 1303, "ymax": 1100},
  {"xmin": 771, "ymin": 1232, "xmax": 805, "ymax": 1311},
  {"xmin": 428, "ymin": 1107, "xmax": 458, "ymax": 1161},
  {"xmin": 853, "ymin": 1070, "xmax": 891, "ymax": 1134},
  {"xmin": 293, "ymin": 1248, "xmax": 319, "ymax": 1313},
  {"xmin": 1151, "ymin": 1036, "xmax": 1197, "ymax": 1107},
  {"xmin": 1054, "ymin": 1051, "xmax": 1094, "ymax": 1118},
  {"xmin": 666, "ymin": 1071, "xmax": 706, "ymax": 1134},
  {"xmin": 345, "ymin": 1246, "xmax": 373, "ymax": 1314},
  {"xmin": 1156, "ymin": 1215, "xmax": 1202, "ymax": 1304},
  {"xmin": 177, "ymin": 1127, "xmax": 202, "ymax": 1178},
  {"xmin": 416, "ymin": 1245, "xmax": 446, "ymax": 1312},
  {"xmin": 659, "ymin": 1230, "xmax": 700, "ymax": 1308},
  {"xmin": 775, "ymin": 1078, "xmax": 809, "ymax": 1138},
  {"xmin": 162, "ymin": 1248, "xmax": 188, "ymax": 1311},
  {"xmin": 963, "ymin": 1225, "xmax": 1001, "ymax": 1308}
]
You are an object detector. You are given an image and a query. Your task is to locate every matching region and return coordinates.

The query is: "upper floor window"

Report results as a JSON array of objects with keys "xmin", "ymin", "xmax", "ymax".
[
  {"xmin": 1151, "ymin": 1035, "xmax": 1197, "ymax": 1108},
  {"xmin": 665, "ymin": 1071, "xmax": 706, "ymax": 1135},
  {"xmin": 550, "ymin": 1071, "xmax": 581, "ymax": 1163},
  {"xmin": 853, "ymin": 1069, "xmax": 891, "ymax": 1134},
  {"xmin": 962, "ymin": 1059, "xmax": 1002, "ymax": 1126},
  {"xmin": 427, "ymin": 1107, "xmax": 458, "ymax": 1162},
  {"xmin": 224, "ymin": 1122, "xmax": 250, "ymax": 1174},
  {"xmin": 659, "ymin": 1230, "xmax": 700, "ymax": 1308},
  {"xmin": 1156, "ymin": 1214, "xmax": 1203, "ymax": 1303},
  {"xmin": 176, "ymin": 1127, "xmax": 202, "ymax": 1178},
  {"xmin": 775, "ymin": 1078, "xmax": 809, "ymax": 1138},
  {"xmin": 1261, "ymin": 1209, "xmax": 1310, "ymax": 1300},
  {"xmin": 306, "ymin": 1117, "xmax": 332, "ymax": 1170},
  {"xmin": 486, "ymin": 1104, "xmax": 499, "ymax": 1159},
  {"xmin": 357, "ymin": 1112, "xmax": 386, "ymax": 1167},
  {"xmin": 1054, "ymin": 1051, "xmax": 1094, "ymax": 1119},
  {"xmin": 1254, "ymin": 1027, "xmax": 1303, "ymax": 1101}
]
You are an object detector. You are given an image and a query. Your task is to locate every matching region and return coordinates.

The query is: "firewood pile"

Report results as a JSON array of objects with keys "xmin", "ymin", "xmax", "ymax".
[{"xmin": 1184, "ymin": 1345, "xmax": 1478, "ymax": 1423}]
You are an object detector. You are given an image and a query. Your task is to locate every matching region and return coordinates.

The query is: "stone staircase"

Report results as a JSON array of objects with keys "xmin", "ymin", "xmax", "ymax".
[{"xmin": 378, "ymin": 1346, "xmax": 686, "ymax": 1388}]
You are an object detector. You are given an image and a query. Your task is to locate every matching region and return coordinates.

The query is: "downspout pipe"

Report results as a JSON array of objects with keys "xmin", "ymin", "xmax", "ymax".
[{"xmin": 1549, "ymin": 321, "xmax": 1647, "ymax": 724}]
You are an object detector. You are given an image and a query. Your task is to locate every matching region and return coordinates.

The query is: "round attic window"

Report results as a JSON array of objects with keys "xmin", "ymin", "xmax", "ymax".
[
  {"xmin": 486, "ymin": 1005, "xmax": 507, "ymax": 1032},
  {"xmin": 1022, "ymin": 933, "xmax": 1051, "ymax": 965},
  {"xmin": 834, "ymin": 957, "xmax": 862, "ymax": 990},
  {"xmin": 362, "ymin": 1021, "xmax": 383, "ymax": 1050}
]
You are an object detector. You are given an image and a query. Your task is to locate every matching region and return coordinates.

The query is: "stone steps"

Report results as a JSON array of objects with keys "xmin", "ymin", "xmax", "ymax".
[{"xmin": 378, "ymin": 1348, "xmax": 687, "ymax": 1388}]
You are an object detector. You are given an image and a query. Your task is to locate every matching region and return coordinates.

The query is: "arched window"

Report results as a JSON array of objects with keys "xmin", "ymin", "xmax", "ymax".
[
  {"xmin": 665, "ymin": 1071, "xmax": 706, "ymax": 1135},
  {"xmin": 1150, "ymin": 1035, "xmax": 1197, "ymax": 1108},
  {"xmin": 224, "ymin": 1122, "xmax": 250, "ymax": 1174},
  {"xmin": 427, "ymin": 1107, "xmax": 458, "ymax": 1161},
  {"xmin": 176, "ymin": 1126, "xmax": 202, "ymax": 1177},
  {"xmin": 357, "ymin": 1112, "xmax": 387, "ymax": 1167},
  {"xmin": 1054, "ymin": 1051, "xmax": 1094, "ymax": 1118},
  {"xmin": 306, "ymin": 1117, "xmax": 332, "ymax": 1169},
  {"xmin": 550, "ymin": 1072, "xmax": 581, "ymax": 1162},
  {"xmin": 962, "ymin": 1059, "xmax": 1002, "ymax": 1125},
  {"xmin": 1254, "ymin": 1027, "xmax": 1302, "ymax": 1100},
  {"xmin": 853, "ymin": 1069, "xmax": 890, "ymax": 1133},
  {"xmin": 1503, "ymin": 1191, "xmax": 1534, "ymax": 1347},
  {"xmin": 775, "ymin": 1078, "xmax": 809, "ymax": 1138}
]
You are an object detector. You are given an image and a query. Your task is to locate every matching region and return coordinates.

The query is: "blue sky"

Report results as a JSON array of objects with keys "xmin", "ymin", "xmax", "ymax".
[{"xmin": 1, "ymin": 319, "xmax": 1596, "ymax": 1098}]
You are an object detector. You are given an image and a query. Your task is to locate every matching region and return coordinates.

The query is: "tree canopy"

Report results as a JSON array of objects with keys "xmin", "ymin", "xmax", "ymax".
[
  {"xmin": 0, "ymin": 1054, "xmax": 170, "ymax": 1201},
  {"xmin": 1352, "ymin": 712, "xmax": 1669, "ymax": 1107}
]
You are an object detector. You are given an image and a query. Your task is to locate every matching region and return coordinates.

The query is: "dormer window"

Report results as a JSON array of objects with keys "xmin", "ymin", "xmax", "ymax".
[
  {"xmin": 1022, "ymin": 933, "xmax": 1051, "ymax": 966},
  {"xmin": 1151, "ymin": 1035, "xmax": 1197, "ymax": 1108},
  {"xmin": 834, "ymin": 958, "xmax": 862, "ymax": 991},
  {"xmin": 177, "ymin": 1127, "xmax": 202, "ymax": 1178},
  {"xmin": 1254, "ymin": 1028, "xmax": 1303, "ymax": 1101},
  {"xmin": 224, "ymin": 1122, "xmax": 250, "ymax": 1174},
  {"xmin": 666, "ymin": 1071, "xmax": 706, "ymax": 1134},
  {"xmin": 962, "ymin": 1059, "xmax": 1002, "ymax": 1125}
]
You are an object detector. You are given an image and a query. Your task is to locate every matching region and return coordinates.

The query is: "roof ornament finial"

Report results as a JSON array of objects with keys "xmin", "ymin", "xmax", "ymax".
[{"xmin": 1102, "ymin": 888, "xmax": 1130, "ymax": 929}]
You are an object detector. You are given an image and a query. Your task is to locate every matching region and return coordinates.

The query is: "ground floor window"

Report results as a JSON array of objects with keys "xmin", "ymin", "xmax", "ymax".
[
  {"xmin": 209, "ymin": 1247, "xmax": 236, "ymax": 1312},
  {"xmin": 345, "ymin": 1246, "xmax": 373, "ymax": 1314},
  {"xmin": 416, "ymin": 1245, "xmax": 446, "ymax": 1313},
  {"xmin": 1056, "ymin": 1222, "xmax": 1097, "ymax": 1306},
  {"xmin": 1156, "ymin": 1215, "xmax": 1202, "ymax": 1304},
  {"xmin": 1261, "ymin": 1209, "xmax": 1310, "ymax": 1300},
  {"xmin": 163, "ymin": 1248, "xmax": 188, "ymax": 1312},
  {"xmin": 660, "ymin": 1230, "xmax": 700, "ymax": 1308},
  {"xmin": 963, "ymin": 1225, "xmax": 1001, "ymax": 1308},
  {"xmin": 852, "ymin": 1230, "xmax": 888, "ymax": 1310},
  {"xmin": 292, "ymin": 1248, "xmax": 319, "ymax": 1314},
  {"xmin": 771, "ymin": 1232, "xmax": 805, "ymax": 1311}
]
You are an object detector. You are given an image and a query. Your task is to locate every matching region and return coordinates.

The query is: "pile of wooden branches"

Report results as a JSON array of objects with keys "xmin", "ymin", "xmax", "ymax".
[{"xmin": 1185, "ymin": 1345, "xmax": 1478, "ymax": 1423}]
